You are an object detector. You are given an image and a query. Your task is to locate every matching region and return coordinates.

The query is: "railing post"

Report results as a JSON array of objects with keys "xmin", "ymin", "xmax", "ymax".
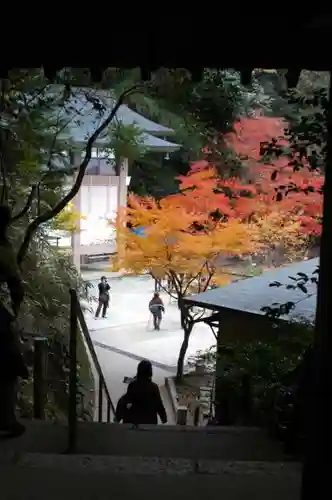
[
  {"xmin": 68, "ymin": 288, "xmax": 78, "ymax": 453},
  {"xmin": 176, "ymin": 405, "xmax": 188, "ymax": 425},
  {"xmin": 33, "ymin": 337, "xmax": 47, "ymax": 419},
  {"xmin": 75, "ymin": 295, "xmax": 117, "ymax": 423},
  {"xmin": 98, "ymin": 376, "xmax": 103, "ymax": 422},
  {"xmin": 193, "ymin": 405, "xmax": 200, "ymax": 426},
  {"xmin": 107, "ymin": 398, "xmax": 111, "ymax": 423}
]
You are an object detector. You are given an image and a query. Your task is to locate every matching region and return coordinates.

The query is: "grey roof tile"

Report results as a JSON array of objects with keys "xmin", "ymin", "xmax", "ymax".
[
  {"xmin": 185, "ymin": 258, "xmax": 318, "ymax": 323},
  {"xmin": 141, "ymin": 133, "xmax": 181, "ymax": 152},
  {"xmin": 51, "ymin": 88, "xmax": 180, "ymax": 151},
  {"xmin": 56, "ymin": 87, "xmax": 174, "ymax": 134}
]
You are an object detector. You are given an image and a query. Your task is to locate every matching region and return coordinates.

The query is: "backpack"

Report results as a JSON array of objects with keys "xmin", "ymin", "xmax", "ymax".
[{"xmin": 115, "ymin": 394, "xmax": 133, "ymax": 423}]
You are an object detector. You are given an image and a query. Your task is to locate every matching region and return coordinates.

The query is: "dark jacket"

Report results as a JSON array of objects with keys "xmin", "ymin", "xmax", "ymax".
[
  {"xmin": 0, "ymin": 238, "xmax": 24, "ymax": 316},
  {"xmin": 149, "ymin": 297, "xmax": 164, "ymax": 315},
  {"xmin": 115, "ymin": 393, "xmax": 132, "ymax": 423},
  {"xmin": 0, "ymin": 305, "xmax": 28, "ymax": 382},
  {"xmin": 125, "ymin": 379, "xmax": 167, "ymax": 425},
  {"xmin": 98, "ymin": 282, "xmax": 110, "ymax": 303}
]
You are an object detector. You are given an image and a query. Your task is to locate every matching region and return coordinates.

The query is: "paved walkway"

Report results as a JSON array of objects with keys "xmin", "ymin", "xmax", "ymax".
[{"xmin": 81, "ymin": 275, "xmax": 215, "ymax": 422}]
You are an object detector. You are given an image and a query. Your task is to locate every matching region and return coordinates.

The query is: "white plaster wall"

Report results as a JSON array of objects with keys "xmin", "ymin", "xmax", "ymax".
[
  {"xmin": 47, "ymin": 172, "xmax": 130, "ymax": 263},
  {"xmin": 80, "ymin": 185, "xmax": 117, "ymax": 246}
]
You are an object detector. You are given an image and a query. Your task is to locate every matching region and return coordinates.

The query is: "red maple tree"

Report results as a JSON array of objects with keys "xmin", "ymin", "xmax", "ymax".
[{"xmin": 190, "ymin": 115, "xmax": 324, "ymax": 237}]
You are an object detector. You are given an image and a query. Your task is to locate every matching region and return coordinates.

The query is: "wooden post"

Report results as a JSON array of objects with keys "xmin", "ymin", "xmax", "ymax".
[
  {"xmin": 33, "ymin": 337, "xmax": 47, "ymax": 419},
  {"xmin": 116, "ymin": 157, "xmax": 128, "ymax": 262},
  {"xmin": 215, "ymin": 315, "xmax": 223, "ymax": 423},
  {"xmin": 68, "ymin": 288, "xmax": 78, "ymax": 453},
  {"xmin": 117, "ymin": 157, "xmax": 129, "ymax": 209},
  {"xmin": 98, "ymin": 376, "xmax": 103, "ymax": 422},
  {"xmin": 106, "ymin": 398, "xmax": 111, "ymax": 423},
  {"xmin": 70, "ymin": 152, "xmax": 83, "ymax": 272},
  {"xmin": 193, "ymin": 405, "xmax": 200, "ymax": 426},
  {"xmin": 301, "ymin": 71, "xmax": 332, "ymax": 500},
  {"xmin": 176, "ymin": 405, "xmax": 187, "ymax": 425}
]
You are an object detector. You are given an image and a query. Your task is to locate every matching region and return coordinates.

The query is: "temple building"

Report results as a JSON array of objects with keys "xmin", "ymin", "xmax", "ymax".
[{"xmin": 48, "ymin": 87, "xmax": 181, "ymax": 270}]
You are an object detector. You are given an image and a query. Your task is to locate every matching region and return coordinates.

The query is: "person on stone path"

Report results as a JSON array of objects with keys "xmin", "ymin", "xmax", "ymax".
[
  {"xmin": 149, "ymin": 292, "xmax": 164, "ymax": 331},
  {"xmin": 124, "ymin": 360, "xmax": 167, "ymax": 425},
  {"xmin": 95, "ymin": 276, "xmax": 110, "ymax": 319},
  {"xmin": 0, "ymin": 205, "xmax": 28, "ymax": 438}
]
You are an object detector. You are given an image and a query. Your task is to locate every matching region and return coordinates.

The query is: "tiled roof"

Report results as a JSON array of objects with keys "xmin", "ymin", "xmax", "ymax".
[
  {"xmin": 184, "ymin": 258, "xmax": 319, "ymax": 323},
  {"xmin": 54, "ymin": 86, "xmax": 175, "ymax": 137},
  {"xmin": 140, "ymin": 133, "xmax": 180, "ymax": 152},
  {"xmin": 48, "ymin": 87, "xmax": 180, "ymax": 151}
]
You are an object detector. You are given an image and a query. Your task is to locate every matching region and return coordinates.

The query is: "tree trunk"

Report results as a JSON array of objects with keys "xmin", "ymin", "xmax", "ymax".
[
  {"xmin": 176, "ymin": 302, "xmax": 194, "ymax": 381},
  {"xmin": 176, "ymin": 329, "xmax": 191, "ymax": 381}
]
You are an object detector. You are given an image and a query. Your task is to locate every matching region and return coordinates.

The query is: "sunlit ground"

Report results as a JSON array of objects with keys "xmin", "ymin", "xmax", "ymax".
[{"xmin": 83, "ymin": 275, "xmax": 215, "ymax": 404}]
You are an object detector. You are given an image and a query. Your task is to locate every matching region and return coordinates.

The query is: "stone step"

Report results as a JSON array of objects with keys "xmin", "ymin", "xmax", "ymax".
[
  {"xmin": 0, "ymin": 454, "xmax": 301, "ymax": 500},
  {"xmin": 1, "ymin": 450, "xmax": 301, "ymax": 475},
  {"xmin": 0, "ymin": 420, "xmax": 288, "ymax": 461}
]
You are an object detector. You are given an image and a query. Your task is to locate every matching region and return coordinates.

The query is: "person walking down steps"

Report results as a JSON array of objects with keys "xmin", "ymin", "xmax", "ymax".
[
  {"xmin": 95, "ymin": 276, "xmax": 110, "ymax": 319},
  {"xmin": 149, "ymin": 292, "xmax": 165, "ymax": 331},
  {"xmin": 115, "ymin": 360, "xmax": 167, "ymax": 425}
]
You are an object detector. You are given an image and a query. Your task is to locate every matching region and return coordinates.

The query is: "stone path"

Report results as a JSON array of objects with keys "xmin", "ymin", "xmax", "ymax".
[{"xmin": 81, "ymin": 275, "xmax": 215, "ymax": 422}]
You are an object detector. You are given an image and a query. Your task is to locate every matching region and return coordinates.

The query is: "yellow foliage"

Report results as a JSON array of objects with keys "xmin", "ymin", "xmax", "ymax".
[
  {"xmin": 53, "ymin": 202, "xmax": 86, "ymax": 232},
  {"xmin": 250, "ymin": 211, "xmax": 308, "ymax": 259},
  {"xmin": 112, "ymin": 194, "xmax": 258, "ymax": 296}
]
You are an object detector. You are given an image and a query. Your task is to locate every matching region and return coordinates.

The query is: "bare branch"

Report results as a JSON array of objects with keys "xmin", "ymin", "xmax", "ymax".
[
  {"xmin": 11, "ymin": 185, "xmax": 37, "ymax": 222},
  {"xmin": 169, "ymin": 269, "xmax": 182, "ymax": 296},
  {"xmin": 13, "ymin": 83, "xmax": 51, "ymax": 121},
  {"xmin": 192, "ymin": 313, "xmax": 210, "ymax": 324},
  {"xmin": 183, "ymin": 266, "xmax": 206, "ymax": 295},
  {"xmin": 149, "ymin": 272, "xmax": 178, "ymax": 300},
  {"xmin": 12, "ymin": 169, "xmax": 68, "ymax": 222},
  {"xmin": 17, "ymin": 84, "xmax": 142, "ymax": 266},
  {"xmin": 203, "ymin": 265, "xmax": 215, "ymax": 291},
  {"xmin": 43, "ymin": 88, "xmax": 94, "ymax": 172},
  {"xmin": 207, "ymin": 322, "xmax": 218, "ymax": 340}
]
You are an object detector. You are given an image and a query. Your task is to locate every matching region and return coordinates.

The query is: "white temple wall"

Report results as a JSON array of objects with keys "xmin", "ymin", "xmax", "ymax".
[{"xmin": 51, "ymin": 172, "xmax": 131, "ymax": 272}]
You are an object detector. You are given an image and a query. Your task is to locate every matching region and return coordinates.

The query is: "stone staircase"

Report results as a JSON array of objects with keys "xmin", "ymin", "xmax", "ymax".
[
  {"xmin": 0, "ymin": 290, "xmax": 301, "ymax": 499},
  {"xmin": 0, "ymin": 456, "xmax": 301, "ymax": 500},
  {"xmin": 0, "ymin": 420, "xmax": 290, "ymax": 459},
  {"xmin": 0, "ymin": 420, "xmax": 301, "ymax": 499}
]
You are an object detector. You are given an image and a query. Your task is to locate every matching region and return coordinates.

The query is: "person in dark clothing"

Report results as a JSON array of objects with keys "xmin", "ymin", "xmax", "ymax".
[
  {"xmin": 125, "ymin": 360, "xmax": 167, "ymax": 425},
  {"xmin": 115, "ymin": 393, "xmax": 132, "ymax": 423},
  {"xmin": 95, "ymin": 276, "xmax": 110, "ymax": 319},
  {"xmin": 0, "ymin": 206, "xmax": 24, "ymax": 316},
  {"xmin": 0, "ymin": 306, "xmax": 29, "ymax": 437},
  {"xmin": 0, "ymin": 205, "xmax": 27, "ymax": 437},
  {"xmin": 149, "ymin": 292, "xmax": 165, "ymax": 331}
]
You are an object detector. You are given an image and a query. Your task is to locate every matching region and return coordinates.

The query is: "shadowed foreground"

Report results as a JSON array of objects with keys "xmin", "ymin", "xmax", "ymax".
[
  {"xmin": 0, "ymin": 421, "xmax": 301, "ymax": 499},
  {"xmin": 1, "ymin": 456, "xmax": 301, "ymax": 500}
]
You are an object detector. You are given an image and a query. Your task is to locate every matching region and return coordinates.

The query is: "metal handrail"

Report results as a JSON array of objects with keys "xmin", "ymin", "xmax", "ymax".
[
  {"xmin": 76, "ymin": 298, "xmax": 116, "ymax": 418},
  {"xmin": 67, "ymin": 288, "xmax": 115, "ymax": 452}
]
